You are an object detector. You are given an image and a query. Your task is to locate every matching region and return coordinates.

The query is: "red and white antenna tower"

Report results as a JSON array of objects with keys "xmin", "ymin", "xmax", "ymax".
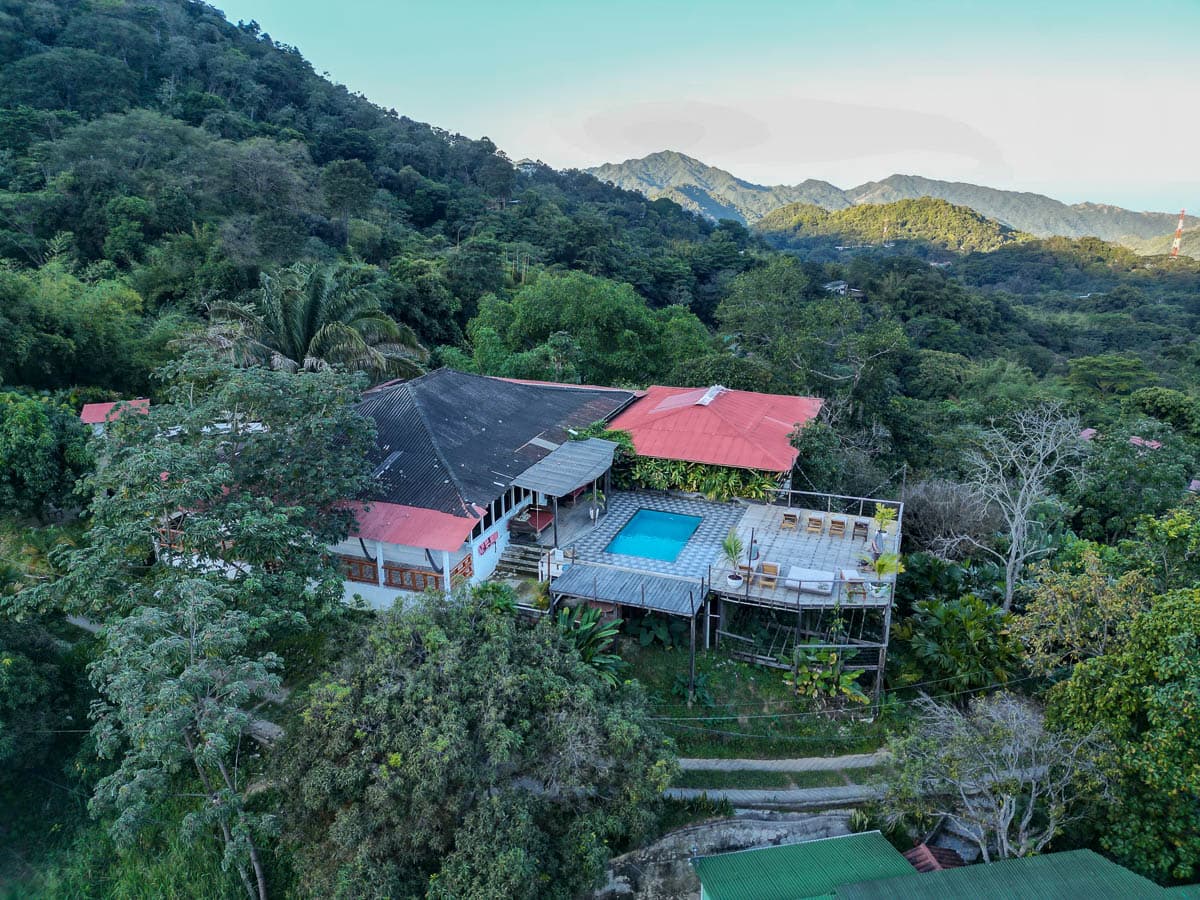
[{"xmin": 1170, "ymin": 209, "xmax": 1186, "ymax": 259}]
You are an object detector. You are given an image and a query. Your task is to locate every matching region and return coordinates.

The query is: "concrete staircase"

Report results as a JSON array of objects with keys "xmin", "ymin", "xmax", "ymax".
[{"xmin": 495, "ymin": 543, "xmax": 544, "ymax": 579}]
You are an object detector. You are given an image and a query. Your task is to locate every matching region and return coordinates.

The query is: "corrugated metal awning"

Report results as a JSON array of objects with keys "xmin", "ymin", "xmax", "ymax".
[
  {"xmin": 551, "ymin": 563, "xmax": 702, "ymax": 617},
  {"xmin": 512, "ymin": 438, "xmax": 616, "ymax": 498}
]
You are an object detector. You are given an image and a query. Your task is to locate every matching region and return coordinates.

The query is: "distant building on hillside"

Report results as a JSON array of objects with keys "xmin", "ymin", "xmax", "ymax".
[{"xmin": 79, "ymin": 398, "xmax": 150, "ymax": 436}]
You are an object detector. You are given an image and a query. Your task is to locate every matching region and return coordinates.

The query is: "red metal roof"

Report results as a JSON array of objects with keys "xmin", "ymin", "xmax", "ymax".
[
  {"xmin": 345, "ymin": 500, "xmax": 480, "ymax": 553},
  {"xmin": 80, "ymin": 398, "xmax": 150, "ymax": 424},
  {"xmin": 609, "ymin": 385, "xmax": 822, "ymax": 473}
]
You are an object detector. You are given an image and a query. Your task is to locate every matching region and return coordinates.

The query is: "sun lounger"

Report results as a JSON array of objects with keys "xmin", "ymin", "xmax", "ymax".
[
  {"xmin": 805, "ymin": 515, "xmax": 824, "ymax": 535},
  {"xmin": 851, "ymin": 520, "xmax": 870, "ymax": 540},
  {"xmin": 785, "ymin": 566, "xmax": 835, "ymax": 595},
  {"xmin": 828, "ymin": 517, "xmax": 847, "ymax": 539},
  {"xmin": 781, "ymin": 512, "xmax": 800, "ymax": 531}
]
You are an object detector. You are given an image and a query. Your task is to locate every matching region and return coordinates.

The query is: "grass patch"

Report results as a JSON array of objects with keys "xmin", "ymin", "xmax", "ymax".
[
  {"xmin": 649, "ymin": 796, "xmax": 734, "ymax": 839},
  {"xmin": 622, "ymin": 639, "xmax": 887, "ymax": 759},
  {"xmin": 671, "ymin": 768, "xmax": 851, "ymax": 790},
  {"xmin": 672, "ymin": 769, "xmax": 793, "ymax": 790}
]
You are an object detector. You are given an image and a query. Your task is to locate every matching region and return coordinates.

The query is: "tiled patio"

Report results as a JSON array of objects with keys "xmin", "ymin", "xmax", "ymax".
[
  {"xmin": 718, "ymin": 503, "xmax": 898, "ymax": 608},
  {"xmin": 566, "ymin": 490, "xmax": 743, "ymax": 578},
  {"xmin": 557, "ymin": 491, "xmax": 901, "ymax": 611}
]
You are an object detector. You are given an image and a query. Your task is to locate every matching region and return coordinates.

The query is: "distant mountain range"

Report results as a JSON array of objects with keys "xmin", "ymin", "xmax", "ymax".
[{"xmin": 586, "ymin": 151, "xmax": 1196, "ymax": 251}]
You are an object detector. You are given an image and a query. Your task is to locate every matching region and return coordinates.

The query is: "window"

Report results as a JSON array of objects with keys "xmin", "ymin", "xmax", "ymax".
[
  {"xmin": 383, "ymin": 563, "xmax": 441, "ymax": 591},
  {"xmin": 339, "ymin": 555, "xmax": 378, "ymax": 584}
]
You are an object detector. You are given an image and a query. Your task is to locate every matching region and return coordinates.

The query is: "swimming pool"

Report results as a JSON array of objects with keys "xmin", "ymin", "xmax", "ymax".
[{"xmin": 604, "ymin": 509, "xmax": 703, "ymax": 562}]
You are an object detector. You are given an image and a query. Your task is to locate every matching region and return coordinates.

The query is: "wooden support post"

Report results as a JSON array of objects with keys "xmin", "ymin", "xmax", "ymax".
[
  {"xmin": 688, "ymin": 590, "xmax": 696, "ymax": 708},
  {"xmin": 874, "ymin": 598, "xmax": 894, "ymax": 713}
]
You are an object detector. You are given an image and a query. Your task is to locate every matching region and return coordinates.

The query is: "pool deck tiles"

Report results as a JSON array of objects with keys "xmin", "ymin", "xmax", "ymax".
[
  {"xmin": 561, "ymin": 491, "xmax": 900, "ymax": 610},
  {"xmin": 566, "ymin": 490, "xmax": 743, "ymax": 579}
]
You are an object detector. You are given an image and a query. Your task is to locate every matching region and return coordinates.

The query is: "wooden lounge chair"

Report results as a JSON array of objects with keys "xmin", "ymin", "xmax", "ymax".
[
  {"xmin": 780, "ymin": 512, "xmax": 800, "ymax": 531},
  {"xmin": 805, "ymin": 515, "xmax": 824, "ymax": 535},
  {"xmin": 828, "ymin": 517, "xmax": 848, "ymax": 539},
  {"xmin": 851, "ymin": 520, "xmax": 870, "ymax": 541},
  {"xmin": 755, "ymin": 562, "xmax": 780, "ymax": 590}
]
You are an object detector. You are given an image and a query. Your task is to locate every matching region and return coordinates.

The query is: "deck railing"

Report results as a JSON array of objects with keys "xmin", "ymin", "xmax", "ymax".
[
  {"xmin": 768, "ymin": 487, "xmax": 903, "ymax": 526},
  {"xmin": 707, "ymin": 563, "xmax": 894, "ymax": 609}
]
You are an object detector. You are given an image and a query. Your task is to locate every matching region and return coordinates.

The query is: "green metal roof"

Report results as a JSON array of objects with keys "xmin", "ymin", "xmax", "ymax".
[
  {"xmin": 693, "ymin": 831, "xmax": 918, "ymax": 900},
  {"xmin": 837, "ymin": 849, "xmax": 1164, "ymax": 899}
]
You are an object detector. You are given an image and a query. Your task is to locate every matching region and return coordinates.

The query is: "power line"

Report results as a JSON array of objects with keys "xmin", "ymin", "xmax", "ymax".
[
  {"xmin": 651, "ymin": 674, "xmax": 1042, "ymax": 723},
  {"xmin": 650, "ymin": 665, "xmax": 1029, "ymax": 711}
]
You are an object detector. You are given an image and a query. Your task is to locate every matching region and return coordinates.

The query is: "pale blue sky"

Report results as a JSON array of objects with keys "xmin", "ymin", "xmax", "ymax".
[{"xmin": 215, "ymin": 0, "xmax": 1199, "ymax": 211}]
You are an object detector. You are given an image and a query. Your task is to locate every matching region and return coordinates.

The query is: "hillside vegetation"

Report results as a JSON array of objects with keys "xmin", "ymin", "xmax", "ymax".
[
  {"xmin": 0, "ymin": 0, "xmax": 763, "ymax": 395},
  {"xmin": 5, "ymin": 1, "xmax": 1200, "ymax": 897},
  {"xmin": 756, "ymin": 197, "xmax": 1029, "ymax": 254}
]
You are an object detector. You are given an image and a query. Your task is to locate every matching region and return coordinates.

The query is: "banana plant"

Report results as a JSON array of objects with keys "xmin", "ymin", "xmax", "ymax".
[{"xmin": 555, "ymin": 606, "xmax": 626, "ymax": 687}]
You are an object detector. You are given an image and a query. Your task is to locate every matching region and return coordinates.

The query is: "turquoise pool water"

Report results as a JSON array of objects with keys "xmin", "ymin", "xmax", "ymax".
[{"xmin": 604, "ymin": 509, "xmax": 703, "ymax": 562}]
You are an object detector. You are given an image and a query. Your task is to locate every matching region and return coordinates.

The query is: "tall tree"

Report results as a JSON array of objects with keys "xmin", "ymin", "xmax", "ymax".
[
  {"xmin": 207, "ymin": 263, "xmax": 427, "ymax": 381},
  {"xmin": 887, "ymin": 693, "xmax": 1104, "ymax": 862},
  {"xmin": 960, "ymin": 403, "xmax": 1084, "ymax": 609},
  {"xmin": 1049, "ymin": 589, "xmax": 1200, "ymax": 882},
  {"xmin": 0, "ymin": 392, "xmax": 92, "ymax": 522},
  {"xmin": 279, "ymin": 589, "xmax": 676, "ymax": 899},
  {"xmin": 21, "ymin": 353, "xmax": 375, "ymax": 624},
  {"xmin": 1016, "ymin": 541, "xmax": 1150, "ymax": 675},
  {"xmin": 90, "ymin": 579, "xmax": 280, "ymax": 900},
  {"xmin": 1068, "ymin": 420, "xmax": 1195, "ymax": 543}
]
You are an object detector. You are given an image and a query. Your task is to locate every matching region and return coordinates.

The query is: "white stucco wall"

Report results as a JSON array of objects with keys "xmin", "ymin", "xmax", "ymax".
[{"xmin": 334, "ymin": 495, "xmax": 535, "ymax": 607}]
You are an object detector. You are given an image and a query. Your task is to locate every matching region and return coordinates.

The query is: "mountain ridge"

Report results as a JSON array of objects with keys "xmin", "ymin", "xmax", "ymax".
[{"xmin": 586, "ymin": 151, "xmax": 1195, "ymax": 251}]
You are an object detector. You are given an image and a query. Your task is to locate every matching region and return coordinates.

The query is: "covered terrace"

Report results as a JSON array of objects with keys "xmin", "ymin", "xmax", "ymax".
[{"xmin": 509, "ymin": 437, "xmax": 616, "ymax": 548}]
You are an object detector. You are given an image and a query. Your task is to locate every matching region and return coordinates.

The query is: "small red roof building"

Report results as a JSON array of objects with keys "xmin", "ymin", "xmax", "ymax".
[
  {"xmin": 609, "ymin": 385, "xmax": 822, "ymax": 473},
  {"xmin": 80, "ymin": 398, "xmax": 150, "ymax": 425}
]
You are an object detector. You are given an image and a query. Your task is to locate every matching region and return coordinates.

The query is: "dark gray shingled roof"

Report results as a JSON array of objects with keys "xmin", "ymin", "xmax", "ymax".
[{"xmin": 356, "ymin": 370, "xmax": 635, "ymax": 516}]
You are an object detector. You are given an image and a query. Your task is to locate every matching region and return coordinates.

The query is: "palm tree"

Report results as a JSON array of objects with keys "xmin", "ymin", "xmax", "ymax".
[{"xmin": 206, "ymin": 262, "xmax": 427, "ymax": 380}]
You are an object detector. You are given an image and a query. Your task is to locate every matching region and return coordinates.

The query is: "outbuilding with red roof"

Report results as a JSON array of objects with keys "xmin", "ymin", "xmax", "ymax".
[{"xmin": 79, "ymin": 398, "xmax": 150, "ymax": 435}]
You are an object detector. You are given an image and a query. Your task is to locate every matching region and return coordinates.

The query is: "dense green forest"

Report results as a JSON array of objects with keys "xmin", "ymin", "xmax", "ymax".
[
  {"xmin": 3, "ymin": 1, "xmax": 1200, "ymax": 897},
  {"xmin": 756, "ymin": 197, "xmax": 1029, "ymax": 254}
]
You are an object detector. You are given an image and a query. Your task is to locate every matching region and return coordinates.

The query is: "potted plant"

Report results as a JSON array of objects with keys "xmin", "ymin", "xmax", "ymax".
[
  {"xmin": 588, "ymin": 489, "xmax": 606, "ymax": 522},
  {"xmin": 869, "ymin": 551, "xmax": 905, "ymax": 597},
  {"xmin": 872, "ymin": 504, "xmax": 897, "ymax": 536},
  {"xmin": 722, "ymin": 530, "xmax": 745, "ymax": 586}
]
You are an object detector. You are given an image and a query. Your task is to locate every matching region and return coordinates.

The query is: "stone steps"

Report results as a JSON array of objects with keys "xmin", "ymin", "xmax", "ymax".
[{"xmin": 495, "ymin": 543, "xmax": 545, "ymax": 578}]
